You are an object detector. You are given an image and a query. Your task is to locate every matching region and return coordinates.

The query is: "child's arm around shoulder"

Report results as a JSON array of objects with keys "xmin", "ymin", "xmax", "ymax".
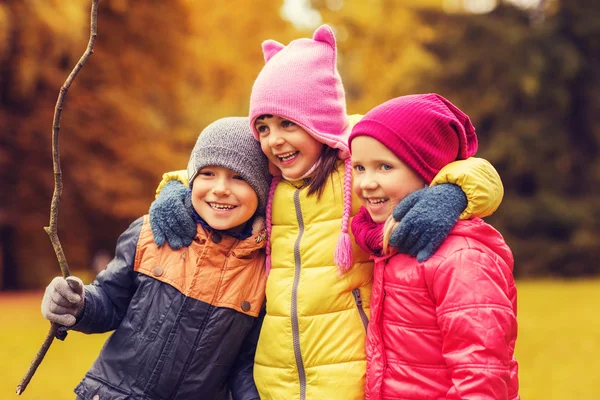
[
  {"xmin": 155, "ymin": 170, "xmax": 189, "ymax": 198},
  {"xmin": 388, "ymin": 157, "xmax": 503, "ymax": 262},
  {"xmin": 428, "ymin": 247, "xmax": 517, "ymax": 399},
  {"xmin": 71, "ymin": 216, "xmax": 145, "ymax": 334},
  {"xmin": 431, "ymin": 157, "xmax": 504, "ymax": 219}
]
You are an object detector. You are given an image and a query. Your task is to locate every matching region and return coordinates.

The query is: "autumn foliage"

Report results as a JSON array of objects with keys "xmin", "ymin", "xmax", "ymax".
[{"xmin": 1, "ymin": 0, "xmax": 599, "ymax": 288}]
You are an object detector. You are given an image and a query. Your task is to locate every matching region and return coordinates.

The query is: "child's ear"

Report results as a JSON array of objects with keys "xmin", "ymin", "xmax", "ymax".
[
  {"xmin": 262, "ymin": 40, "xmax": 285, "ymax": 62},
  {"xmin": 312, "ymin": 24, "xmax": 336, "ymax": 49}
]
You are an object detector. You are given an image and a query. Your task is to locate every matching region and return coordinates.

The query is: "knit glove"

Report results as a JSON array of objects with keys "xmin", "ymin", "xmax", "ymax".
[
  {"xmin": 149, "ymin": 180, "xmax": 196, "ymax": 249},
  {"xmin": 389, "ymin": 183, "xmax": 467, "ymax": 262},
  {"xmin": 41, "ymin": 276, "xmax": 85, "ymax": 327}
]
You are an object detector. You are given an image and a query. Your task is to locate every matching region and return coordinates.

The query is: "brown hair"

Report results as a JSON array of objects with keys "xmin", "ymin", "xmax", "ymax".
[{"xmin": 306, "ymin": 145, "xmax": 340, "ymax": 199}]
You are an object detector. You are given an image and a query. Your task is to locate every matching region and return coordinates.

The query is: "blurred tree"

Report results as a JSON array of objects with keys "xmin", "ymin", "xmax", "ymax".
[
  {"xmin": 310, "ymin": 0, "xmax": 445, "ymax": 113},
  {"xmin": 2, "ymin": 0, "xmax": 598, "ymax": 285},
  {"xmin": 416, "ymin": 1, "xmax": 600, "ymax": 276},
  {"xmin": 0, "ymin": 0, "xmax": 297, "ymax": 289}
]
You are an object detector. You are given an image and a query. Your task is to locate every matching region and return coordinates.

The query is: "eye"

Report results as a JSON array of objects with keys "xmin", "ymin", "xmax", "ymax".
[
  {"xmin": 353, "ymin": 165, "xmax": 365, "ymax": 172},
  {"xmin": 381, "ymin": 164, "xmax": 392, "ymax": 171},
  {"xmin": 233, "ymin": 175, "xmax": 245, "ymax": 181},
  {"xmin": 256, "ymin": 124, "xmax": 269, "ymax": 135},
  {"xmin": 281, "ymin": 119, "xmax": 296, "ymax": 128},
  {"xmin": 199, "ymin": 170, "xmax": 214, "ymax": 177}
]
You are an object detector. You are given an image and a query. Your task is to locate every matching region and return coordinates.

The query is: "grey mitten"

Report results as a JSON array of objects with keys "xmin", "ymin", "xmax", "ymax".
[
  {"xmin": 41, "ymin": 276, "xmax": 85, "ymax": 326},
  {"xmin": 149, "ymin": 180, "xmax": 197, "ymax": 250},
  {"xmin": 389, "ymin": 183, "xmax": 467, "ymax": 262}
]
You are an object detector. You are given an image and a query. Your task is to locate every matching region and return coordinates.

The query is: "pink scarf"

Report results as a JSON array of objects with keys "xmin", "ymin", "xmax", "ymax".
[{"xmin": 351, "ymin": 206, "xmax": 384, "ymax": 255}]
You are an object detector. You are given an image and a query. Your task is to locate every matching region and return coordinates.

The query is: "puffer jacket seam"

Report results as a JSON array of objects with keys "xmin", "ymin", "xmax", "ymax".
[
  {"xmin": 438, "ymin": 303, "xmax": 514, "ymax": 316},
  {"xmin": 255, "ymin": 357, "xmax": 366, "ymax": 369},
  {"xmin": 451, "ymin": 364, "xmax": 512, "ymax": 370},
  {"xmin": 293, "ymin": 306, "xmax": 371, "ymax": 317},
  {"xmin": 428, "ymin": 246, "xmax": 495, "ymax": 291},
  {"xmin": 300, "ymin": 358, "xmax": 368, "ymax": 368},
  {"xmin": 383, "ymin": 282, "xmax": 429, "ymax": 291},
  {"xmin": 381, "ymin": 321, "xmax": 438, "ymax": 332}
]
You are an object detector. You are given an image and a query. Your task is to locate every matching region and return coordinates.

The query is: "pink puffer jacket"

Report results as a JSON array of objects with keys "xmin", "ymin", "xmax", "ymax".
[{"xmin": 366, "ymin": 218, "xmax": 519, "ymax": 400}]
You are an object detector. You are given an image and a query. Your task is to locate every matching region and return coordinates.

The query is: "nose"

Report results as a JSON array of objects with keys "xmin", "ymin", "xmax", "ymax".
[
  {"xmin": 268, "ymin": 128, "xmax": 285, "ymax": 148},
  {"xmin": 359, "ymin": 173, "xmax": 378, "ymax": 191},
  {"xmin": 212, "ymin": 178, "xmax": 231, "ymax": 196}
]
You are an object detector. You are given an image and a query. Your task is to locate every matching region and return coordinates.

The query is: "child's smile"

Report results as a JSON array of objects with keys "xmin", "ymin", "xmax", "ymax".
[
  {"xmin": 207, "ymin": 202, "xmax": 237, "ymax": 211},
  {"xmin": 276, "ymin": 150, "xmax": 299, "ymax": 164}
]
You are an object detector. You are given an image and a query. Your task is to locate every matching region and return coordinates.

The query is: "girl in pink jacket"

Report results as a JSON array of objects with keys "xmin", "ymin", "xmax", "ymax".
[{"xmin": 349, "ymin": 94, "xmax": 519, "ymax": 400}]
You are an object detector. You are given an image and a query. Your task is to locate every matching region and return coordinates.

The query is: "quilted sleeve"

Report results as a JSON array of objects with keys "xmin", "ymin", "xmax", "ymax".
[
  {"xmin": 430, "ymin": 157, "xmax": 504, "ymax": 220},
  {"xmin": 431, "ymin": 249, "xmax": 517, "ymax": 400},
  {"xmin": 155, "ymin": 169, "xmax": 189, "ymax": 198}
]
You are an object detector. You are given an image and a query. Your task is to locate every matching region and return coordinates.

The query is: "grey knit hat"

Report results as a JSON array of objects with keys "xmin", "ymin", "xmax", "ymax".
[{"xmin": 187, "ymin": 117, "xmax": 271, "ymax": 216}]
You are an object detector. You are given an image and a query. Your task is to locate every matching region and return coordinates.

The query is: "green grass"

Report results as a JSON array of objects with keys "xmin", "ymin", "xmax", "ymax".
[{"xmin": 1, "ymin": 280, "xmax": 598, "ymax": 399}]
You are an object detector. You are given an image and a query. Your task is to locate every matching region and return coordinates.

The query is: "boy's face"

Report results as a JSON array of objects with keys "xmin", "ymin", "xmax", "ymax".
[
  {"xmin": 255, "ymin": 115, "xmax": 323, "ymax": 180},
  {"xmin": 191, "ymin": 166, "xmax": 258, "ymax": 233},
  {"xmin": 351, "ymin": 136, "xmax": 426, "ymax": 223}
]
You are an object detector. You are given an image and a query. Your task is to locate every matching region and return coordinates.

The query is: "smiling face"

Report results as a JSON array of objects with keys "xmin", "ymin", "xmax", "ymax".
[
  {"xmin": 351, "ymin": 136, "xmax": 426, "ymax": 223},
  {"xmin": 191, "ymin": 166, "xmax": 258, "ymax": 232},
  {"xmin": 254, "ymin": 115, "xmax": 323, "ymax": 180}
]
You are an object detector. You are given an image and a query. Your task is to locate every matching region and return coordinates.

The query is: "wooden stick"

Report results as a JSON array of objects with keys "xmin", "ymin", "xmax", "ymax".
[{"xmin": 16, "ymin": 0, "xmax": 100, "ymax": 394}]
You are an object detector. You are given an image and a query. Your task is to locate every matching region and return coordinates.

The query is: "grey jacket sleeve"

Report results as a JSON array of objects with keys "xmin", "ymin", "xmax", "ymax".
[{"xmin": 71, "ymin": 217, "xmax": 144, "ymax": 334}]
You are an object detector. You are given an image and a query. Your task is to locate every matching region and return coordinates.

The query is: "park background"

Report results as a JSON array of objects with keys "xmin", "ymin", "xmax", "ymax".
[{"xmin": 0, "ymin": 0, "xmax": 598, "ymax": 398}]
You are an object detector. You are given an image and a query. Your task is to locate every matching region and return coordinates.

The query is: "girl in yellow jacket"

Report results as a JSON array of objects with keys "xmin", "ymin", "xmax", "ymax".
[{"xmin": 150, "ymin": 25, "xmax": 503, "ymax": 400}]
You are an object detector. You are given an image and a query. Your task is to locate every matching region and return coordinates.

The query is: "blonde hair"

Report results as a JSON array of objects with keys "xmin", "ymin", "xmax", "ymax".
[
  {"xmin": 381, "ymin": 184, "xmax": 429, "ymax": 254},
  {"xmin": 382, "ymin": 214, "xmax": 400, "ymax": 255}
]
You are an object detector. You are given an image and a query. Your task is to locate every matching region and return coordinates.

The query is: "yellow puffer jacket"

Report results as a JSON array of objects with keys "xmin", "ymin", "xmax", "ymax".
[
  {"xmin": 253, "ymin": 156, "xmax": 503, "ymax": 400},
  {"xmin": 254, "ymin": 162, "xmax": 373, "ymax": 400}
]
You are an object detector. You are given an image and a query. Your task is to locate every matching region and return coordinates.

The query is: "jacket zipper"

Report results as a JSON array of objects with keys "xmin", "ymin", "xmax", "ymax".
[
  {"xmin": 292, "ymin": 189, "xmax": 307, "ymax": 400},
  {"xmin": 352, "ymin": 288, "xmax": 369, "ymax": 331}
]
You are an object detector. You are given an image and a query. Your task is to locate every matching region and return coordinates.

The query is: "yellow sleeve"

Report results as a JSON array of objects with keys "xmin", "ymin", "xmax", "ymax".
[
  {"xmin": 430, "ymin": 157, "xmax": 504, "ymax": 220},
  {"xmin": 155, "ymin": 170, "xmax": 189, "ymax": 199},
  {"xmin": 348, "ymin": 114, "xmax": 364, "ymax": 130}
]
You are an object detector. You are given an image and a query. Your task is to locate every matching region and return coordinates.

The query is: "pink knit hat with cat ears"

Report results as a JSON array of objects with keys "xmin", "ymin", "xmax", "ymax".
[{"xmin": 249, "ymin": 25, "xmax": 354, "ymax": 274}]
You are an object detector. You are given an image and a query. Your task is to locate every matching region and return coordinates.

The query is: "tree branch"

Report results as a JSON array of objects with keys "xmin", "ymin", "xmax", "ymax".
[{"xmin": 16, "ymin": 0, "xmax": 100, "ymax": 394}]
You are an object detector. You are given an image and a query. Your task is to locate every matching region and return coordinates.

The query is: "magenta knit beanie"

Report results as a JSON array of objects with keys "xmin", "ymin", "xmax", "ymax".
[
  {"xmin": 249, "ymin": 24, "xmax": 351, "ymax": 159},
  {"xmin": 349, "ymin": 93, "xmax": 478, "ymax": 183}
]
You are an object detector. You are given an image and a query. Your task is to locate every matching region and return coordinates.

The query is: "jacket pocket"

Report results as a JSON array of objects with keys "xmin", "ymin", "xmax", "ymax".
[
  {"xmin": 352, "ymin": 288, "xmax": 369, "ymax": 332},
  {"xmin": 75, "ymin": 375, "xmax": 131, "ymax": 399}
]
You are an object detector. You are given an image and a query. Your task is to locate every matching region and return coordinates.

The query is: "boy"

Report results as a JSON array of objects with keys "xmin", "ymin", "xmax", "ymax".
[{"xmin": 41, "ymin": 117, "xmax": 270, "ymax": 400}]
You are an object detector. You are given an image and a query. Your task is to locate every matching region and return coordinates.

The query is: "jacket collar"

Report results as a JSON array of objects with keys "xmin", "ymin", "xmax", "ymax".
[{"xmin": 193, "ymin": 216, "xmax": 267, "ymax": 256}]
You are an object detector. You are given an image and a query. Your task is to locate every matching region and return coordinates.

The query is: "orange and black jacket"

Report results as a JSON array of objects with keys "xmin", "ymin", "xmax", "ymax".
[{"xmin": 71, "ymin": 215, "xmax": 267, "ymax": 400}]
